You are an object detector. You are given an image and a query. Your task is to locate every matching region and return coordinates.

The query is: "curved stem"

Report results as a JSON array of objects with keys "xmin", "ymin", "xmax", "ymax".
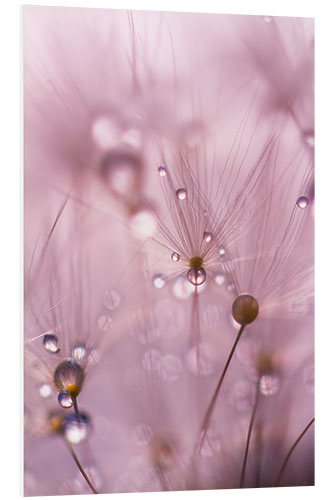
[
  {"xmin": 196, "ymin": 324, "xmax": 245, "ymax": 454},
  {"xmin": 239, "ymin": 379, "xmax": 261, "ymax": 488},
  {"xmin": 275, "ymin": 417, "xmax": 314, "ymax": 486},
  {"xmin": 67, "ymin": 442, "xmax": 99, "ymax": 494}
]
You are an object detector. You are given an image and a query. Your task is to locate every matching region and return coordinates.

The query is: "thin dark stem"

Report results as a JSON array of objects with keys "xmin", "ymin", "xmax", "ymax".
[
  {"xmin": 71, "ymin": 396, "xmax": 81, "ymax": 430},
  {"xmin": 68, "ymin": 443, "xmax": 99, "ymax": 494},
  {"xmin": 239, "ymin": 379, "xmax": 261, "ymax": 488},
  {"xmin": 275, "ymin": 417, "xmax": 315, "ymax": 486},
  {"xmin": 196, "ymin": 324, "xmax": 245, "ymax": 453}
]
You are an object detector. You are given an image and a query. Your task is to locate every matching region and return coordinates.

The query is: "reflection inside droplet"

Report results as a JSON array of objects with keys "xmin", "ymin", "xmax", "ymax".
[
  {"xmin": 73, "ymin": 344, "xmax": 86, "ymax": 363},
  {"xmin": 176, "ymin": 188, "xmax": 187, "ymax": 201},
  {"xmin": 296, "ymin": 196, "xmax": 309, "ymax": 209},
  {"xmin": 171, "ymin": 251, "xmax": 180, "ymax": 262},
  {"xmin": 158, "ymin": 165, "xmax": 168, "ymax": 177},
  {"xmin": 58, "ymin": 389, "xmax": 73, "ymax": 409},
  {"xmin": 64, "ymin": 413, "xmax": 90, "ymax": 444},
  {"xmin": 152, "ymin": 274, "xmax": 166, "ymax": 289},
  {"xmin": 203, "ymin": 231, "xmax": 213, "ymax": 243},
  {"xmin": 187, "ymin": 267, "xmax": 207, "ymax": 286},
  {"xmin": 43, "ymin": 334, "xmax": 60, "ymax": 354}
]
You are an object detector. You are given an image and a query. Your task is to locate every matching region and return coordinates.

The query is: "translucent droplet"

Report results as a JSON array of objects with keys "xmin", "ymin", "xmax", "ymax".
[
  {"xmin": 176, "ymin": 188, "xmax": 187, "ymax": 201},
  {"xmin": 296, "ymin": 196, "xmax": 309, "ymax": 209},
  {"xmin": 158, "ymin": 165, "xmax": 168, "ymax": 177},
  {"xmin": 218, "ymin": 248, "xmax": 226, "ymax": 257},
  {"xmin": 260, "ymin": 375, "xmax": 280, "ymax": 396},
  {"xmin": 64, "ymin": 413, "xmax": 90, "ymax": 444},
  {"xmin": 73, "ymin": 344, "xmax": 86, "ymax": 363},
  {"xmin": 214, "ymin": 272, "xmax": 225, "ymax": 286},
  {"xmin": 43, "ymin": 334, "xmax": 60, "ymax": 354},
  {"xmin": 171, "ymin": 251, "xmax": 180, "ymax": 262},
  {"xmin": 159, "ymin": 354, "xmax": 183, "ymax": 382},
  {"xmin": 104, "ymin": 289, "xmax": 121, "ymax": 310},
  {"xmin": 98, "ymin": 314, "xmax": 113, "ymax": 331},
  {"xmin": 58, "ymin": 389, "xmax": 73, "ymax": 409},
  {"xmin": 187, "ymin": 267, "xmax": 206, "ymax": 286},
  {"xmin": 91, "ymin": 117, "xmax": 119, "ymax": 150},
  {"xmin": 39, "ymin": 383, "xmax": 52, "ymax": 398},
  {"xmin": 130, "ymin": 207, "xmax": 156, "ymax": 239},
  {"xmin": 203, "ymin": 231, "xmax": 213, "ymax": 243},
  {"xmin": 101, "ymin": 151, "xmax": 141, "ymax": 198},
  {"xmin": 152, "ymin": 273, "xmax": 166, "ymax": 289}
]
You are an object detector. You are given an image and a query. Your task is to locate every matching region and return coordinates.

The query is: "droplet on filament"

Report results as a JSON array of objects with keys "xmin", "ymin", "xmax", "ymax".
[
  {"xmin": 296, "ymin": 196, "xmax": 309, "ymax": 209},
  {"xmin": 171, "ymin": 251, "xmax": 180, "ymax": 262},
  {"xmin": 43, "ymin": 334, "xmax": 60, "ymax": 354},
  {"xmin": 176, "ymin": 188, "xmax": 187, "ymax": 201},
  {"xmin": 187, "ymin": 267, "xmax": 207, "ymax": 286}
]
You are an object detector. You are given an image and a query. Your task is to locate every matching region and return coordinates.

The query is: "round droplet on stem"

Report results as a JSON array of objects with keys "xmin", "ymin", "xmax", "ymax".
[
  {"xmin": 296, "ymin": 196, "xmax": 309, "ymax": 209},
  {"xmin": 43, "ymin": 334, "xmax": 60, "ymax": 354},
  {"xmin": 158, "ymin": 165, "xmax": 168, "ymax": 177},
  {"xmin": 187, "ymin": 267, "xmax": 207, "ymax": 286},
  {"xmin": 58, "ymin": 389, "xmax": 73, "ymax": 409},
  {"xmin": 171, "ymin": 251, "xmax": 180, "ymax": 262},
  {"xmin": 232, "ymin": 294, "xmax": 259, "ymax": 325},
  {"xmin": 152, "ymin": 273, "xmax": 166, "ymax": 289},
  {"xmin": 176, "ymin": 188, "xmax": 187, "ymax": 201},
  {"xmin": 218, "ymin": 248, "xmax": 226, "ymax": 258},
  {"xmin": 73, "ymin": 345, "xmax": 87, "ymax": 363},
  {"xmin": 54, "ymin": 360, "xmax": 85, "ymax": 397},
  {"xmin": 64, "ymin": 413, "xmax": 90, "ymax": 444},
  {"xmin": 203, "ymin": 231, "xmax": 213, "ymax": 243}
]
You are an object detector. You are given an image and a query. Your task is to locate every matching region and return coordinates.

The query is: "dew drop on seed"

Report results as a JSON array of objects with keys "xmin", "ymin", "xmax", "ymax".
[
  {"xmin": 296, "ymin": 196, "xmax": 309, "ymax": 209},
  {"xmin": 64, "ymin": 413, "xmax": 90, "ymax": 444},
  {"xmin": 171, "ymin": 251, "xmax": 180, "ymax": 262},
  {"xmin": 260, "ymin": 375, "xmax": 280, "ymax": 396},
  {"xmin": 73, "ymin": 344, "xmax": 86, "ymax": 363},
  {"xmin": 214, "ymin": 272, "xmax": 225, "ymax": 286},
  {"xmin": 39, "ymin": 383, "xmax": 52, "ymax": 398},
  {"xmin": 187, "ymin": 267, "xmax": 207, "ymax": 286},
  {"xmin": 152, "ymin": 273, "xmax": 166, "ymax": 289},
  {"xmin": 43, "ymin": 334, "xmax": 60, "ymax": 354},
  {"xmin": 218, "ymin": 248, "xmax": 226, "ymax": 257},
  {"xmin": 158, "ymin": 165, "xmax": 168, "ymax": 177},
  {"xmin": 58, "ymin": 390, "xmax": 73, "ymax": 409},
  {"xmin": 176, "ymin": 188, "xmax": 187, "ymax": 201},
  {"xmin": 129, "ymin": 207, "xmax": 157, "ymax": 239},
  {"xmin": 203, "ymin": 231, "xmax": 213, "ymax": 243}
]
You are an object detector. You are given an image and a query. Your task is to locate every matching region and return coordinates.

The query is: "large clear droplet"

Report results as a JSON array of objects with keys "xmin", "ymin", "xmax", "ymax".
[
  {"xmin": 171, "ymin": 251, "xmax": 180, "ymax": 262},
  {"xmin": 203, "ymin": 231, "xmax": 213, "ymax": 243},
  {"xmin": 176, "ymin": 188, "xmax": 187, "ymax": 201},
  {"xmin": 43, "ymin": 334, "xmax": 60, "ymax": 354},
  {"xmin": 152, "ymin": 274, "xmax": 166, "ymax": 289},
  {"xmin": 158, "ymin": 165, "xmax": 168, "ymax": 177},
  {"xmin": 260, "ymin": 375, "xmax": 280, "ymax": 396},
  {"xmin": 187, "ymin": 267, "xmax": 207, "ymax": 286},
  {"xmin": 64, "ymin": 413, "xmax": 90, "ymax": 444},
  {"xmin": 58, "ymin": 389, "xmax": 73, "ymax": 409},
  {"xmin": 296, "ymin": 196, "xmax": 309, "ymax": 209}
]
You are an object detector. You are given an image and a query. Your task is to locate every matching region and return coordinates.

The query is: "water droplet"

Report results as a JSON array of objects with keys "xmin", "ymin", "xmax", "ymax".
[
  {"xmin": 176, "ymin": 188, "xmax": 187, "ymax": 201},
  {"xmin": 130, "ymin": 207, "xmax": 156, "ymax": 239},
  {"xmin": 64, "ymin": 413, "xmax": 90, "ymax": 444},
  {"xmin": 296, "ymin": 196, "xmax": 309, "ymax": 209},
  {"xmin": 158, "ymin": 165, "xmax": 168, "ymax": 177},
  {"xmin": 171, "ymin": 251, "xmax": 180, "ymax": 262},
  {"xmin": 152, "ymin": 273, "xmax": 166, "ymax": 289},
  {"xmin": 214, "ymin": 272, "xmax": 225, "ymax": 286},
  {"xmin": 104, "ymin": 289, "xmax": 121, "ymax": 310},
  {"xmin": 73, "ymin": 344, "xmax": 86, "ymax": 363},
  {"xmin": 203, "ymin": 231, "xmax": 213, "ymax": 243},
  {"xmin": 91, "ymin": 116, "xmax": 120, "ymax": 150},
  {"xmin": 54, "ymin": 361, "xmax": 84, "ymax": 395},
  {"xmin": 260, "ymin": 375, "xmax": 280, "ymax": 396},
  {"xmin": 58, "ymin": 389, "xmax": 73, "ymax": 409},
  {"xmin": 187, "ymin": 267, "xmax": 207, "ymax": 286},
  {"xmin": 39, "ymin": 383, "xmax": 52, "ymax": 398},
  {"xmin": 218, "ymin": 248, "xmax": 226, "ymax": 257},
  {"xmin": 43, "ymin": 334, "xmax": 60, "ymax": 354},
  {"xmin": 98, "ymin": 314, "xmax": 113, "ymax": 331},
  {"xmin": 101, "ymin": 150, "xmax": 141, "ymax": 198},
  {"xmin": 159, "ymin": 354, "xmax": 183, "ymax": 382}
]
